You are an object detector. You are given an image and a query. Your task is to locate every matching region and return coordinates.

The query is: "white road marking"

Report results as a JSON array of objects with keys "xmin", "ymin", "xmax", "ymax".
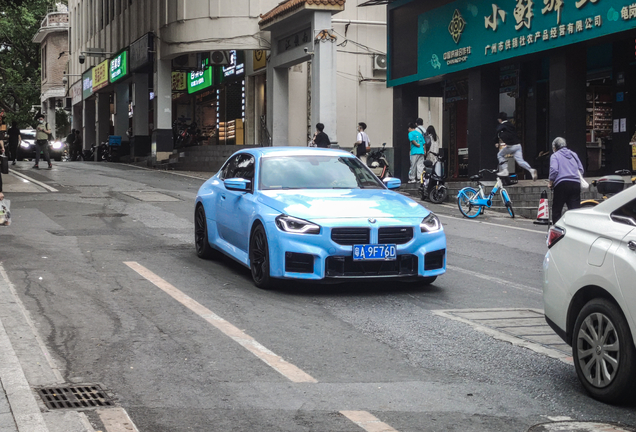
[
  {"xmin": 340, "ymin": 411, "xmax": 399, "ymax": 432},
  {"xmin": 124, "ymin": 261, "xmax": 318, "ymax": 383},
  {"xmin": 433, "ymin": 309, "xmax": 572, "ymax": 365},
  {"xmin": 0, "ymin": 311, "xmax": 49, "ymax": 432},
  {"xmin": 545, "ymin": 416, "xmax": 573, "ymax": 422},
  {"xmin": 97, "ymin": 408, "xmax": 139, "ymax": 432},
  {"xmin": 0, "ymin": 264, "xmax": 64, "ymax": 382},
  {"xmin": 437, "ymin": 213, "xmax": 547, "ymax": 234},
  {"xmin": 9, "ymin": 170, "xmax": 59, "ymax": 192},
  {"xmin": 447, "ymin": 265, "xmax": 542, "ymax": 295}
]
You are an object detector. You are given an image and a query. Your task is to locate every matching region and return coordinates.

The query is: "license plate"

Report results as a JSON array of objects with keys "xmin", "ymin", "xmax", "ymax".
[{"xmin": 353, "ymin": 244, "xmax": 397, "ymax": 261}]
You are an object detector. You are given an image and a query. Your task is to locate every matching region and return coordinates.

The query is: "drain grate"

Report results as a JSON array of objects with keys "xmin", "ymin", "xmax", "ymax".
[{"xmin": 37, "ymin": 385, "xmax": 115, "ymax": 410}]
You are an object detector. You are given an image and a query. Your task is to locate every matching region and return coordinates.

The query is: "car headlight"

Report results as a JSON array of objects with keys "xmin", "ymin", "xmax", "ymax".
[
  {"xmin": 420, "ymin": 213, "xmax": 442, "ymax": 233},
  {"xmin": 275, "ymin": 215, "xmax": 321, "ymax": 234},
  {"xmin": 20, "ymin": 141, "xmax": 31, "ymax": 148},
  {"xmin": 51, "ymin": 141, "xmax": 63, "ymax": 149}
]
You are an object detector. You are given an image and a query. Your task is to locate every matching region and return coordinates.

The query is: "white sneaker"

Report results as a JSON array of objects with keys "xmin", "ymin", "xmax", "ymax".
[
  {"xmin": 531, "ymin": 169, "xmax": 538, "ymax": 181},
  {"xmin": 408, "ymin": 180, "xmax": 417, "ymax": 184},
  {"xmin": 497, "ymin": 169, "xmax": 509, "ymax": 177}
]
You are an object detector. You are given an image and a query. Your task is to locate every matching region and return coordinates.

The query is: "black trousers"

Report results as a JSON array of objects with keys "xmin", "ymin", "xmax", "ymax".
[
  {"xmin": 34, "ymin": 140, "xmax": 51, "ymax": 166},
  {"xmin": 552, "ymin": 180, "xmax": 580, "ymax": 224},
  {"xmin": 8, "ymin": 143, "xmax": 18, "ymax": 162}
]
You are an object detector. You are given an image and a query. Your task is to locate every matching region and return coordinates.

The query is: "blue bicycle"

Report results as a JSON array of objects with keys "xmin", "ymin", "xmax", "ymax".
[{"xmin": 457, "ymin": 169, "xmax": 515, "ymax": 218}]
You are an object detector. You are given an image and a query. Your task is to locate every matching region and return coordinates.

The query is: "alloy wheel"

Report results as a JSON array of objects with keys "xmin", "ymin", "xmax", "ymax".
[{"xmin": 576, "ymin": 312, "xmax": 620, "ymax": 388}]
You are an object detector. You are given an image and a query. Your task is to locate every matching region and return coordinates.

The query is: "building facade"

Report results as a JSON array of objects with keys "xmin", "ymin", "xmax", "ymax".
[
  {"xmin": 388, "ymin": 0, "xmax": 636, "ymax": 181},
  {"xmin": 33, "ymin": 7, "xmax": 70, "ymax": 138}
]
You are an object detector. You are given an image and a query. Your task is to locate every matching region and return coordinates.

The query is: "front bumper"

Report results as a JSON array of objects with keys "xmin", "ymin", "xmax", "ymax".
[{"xmin": 264, "ymin": 218, "xmax": 446, "ymax": 281}]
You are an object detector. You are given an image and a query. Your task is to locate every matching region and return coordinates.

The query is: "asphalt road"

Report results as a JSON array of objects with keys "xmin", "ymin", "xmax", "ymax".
[{"xmin": 0, "ymin": 161, "xmax": 634, "ymax": 432}]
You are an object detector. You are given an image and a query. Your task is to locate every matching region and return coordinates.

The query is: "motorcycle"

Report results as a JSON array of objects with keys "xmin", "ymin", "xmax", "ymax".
[
  {"xmin": 80, "ymin": 142, "xmax": 109, "ymax": 162},
  {"xmin": 175, "ymin": 121, "xmax": 201, "ymax": 148},
  {"xmin": 419, "ymin": 151, "xmax": 447, "ymax": 204},
  {"xmin": 367, "ymin": 143, "xmax": 392, "ymax": 179}
]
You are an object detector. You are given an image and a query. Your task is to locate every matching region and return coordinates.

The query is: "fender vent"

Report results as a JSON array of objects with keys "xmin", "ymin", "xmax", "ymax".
[{"xmin": 37, "ymin": 385, "xmax": 115, "ymax": 410}]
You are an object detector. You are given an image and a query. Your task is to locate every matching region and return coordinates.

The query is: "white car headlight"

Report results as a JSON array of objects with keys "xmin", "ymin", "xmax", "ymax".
[
  {"xmin": 20, "ymin": 141, "xmax": 31, "ymax": 148},
  {"xmin": 51, "ymin": 141, "xmax": 63, "ymax": 149},
  {"xmin": 420, "ymin": 213, "xmax": 442, "ymax": 233},
  {"xmin": 275, "ymin": 215, "xmax": 320, "ymax": 234}
]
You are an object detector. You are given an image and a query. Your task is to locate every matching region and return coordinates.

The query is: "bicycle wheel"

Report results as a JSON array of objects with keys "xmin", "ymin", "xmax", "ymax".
[
  {"xmin": 457, "ymin": 188, "xmax": 482, "ymax": 218},
  {"xmin": 501, "ymin": 189, "xmax": 515, "ymax": 218}
]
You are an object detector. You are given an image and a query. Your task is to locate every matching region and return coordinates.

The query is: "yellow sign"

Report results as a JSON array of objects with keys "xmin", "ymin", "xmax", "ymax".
[
  {"xmin": 253, "ymin": 50, "xmax": 267, "ymax": 71},
  {"xmin": 92, "ymin": 60, "xmax": 109, "ymax": 91},
  {"xmin": 171, "ymin": 72, "xmax": 187, "ymax": 91}
]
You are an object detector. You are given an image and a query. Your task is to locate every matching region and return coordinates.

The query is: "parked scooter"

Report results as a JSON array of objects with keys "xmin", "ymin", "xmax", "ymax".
[
  {"xmin": 79, "ymin": 142, "xmax": 109, "ymax": 162},
  {"xmin": 367, "ymin": 143, "xmax": 392, "ymax": 179},
  {"xmin": 419, "ymin": 151, "xmax": 447, "ymax": 203}
]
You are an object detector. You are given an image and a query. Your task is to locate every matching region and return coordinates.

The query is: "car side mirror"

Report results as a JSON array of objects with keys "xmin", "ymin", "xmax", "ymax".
[
  {"xmin": 383, "ymin": 177, "xmax": 401, "ymax": 190},
  {"xmin": 224, "ymin": 178, "xmax": 251, "ymax": 192}
]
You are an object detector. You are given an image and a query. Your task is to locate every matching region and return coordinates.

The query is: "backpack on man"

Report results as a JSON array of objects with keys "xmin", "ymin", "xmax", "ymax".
[{"xmin": 417, "ymin": 126, "xmax": 432, "ymax": 153}]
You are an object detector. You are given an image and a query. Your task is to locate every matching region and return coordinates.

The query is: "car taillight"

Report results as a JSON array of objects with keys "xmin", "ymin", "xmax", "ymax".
[{"xmin": 547, "ymin": 226, "xmax": 565, "ymax": 248}]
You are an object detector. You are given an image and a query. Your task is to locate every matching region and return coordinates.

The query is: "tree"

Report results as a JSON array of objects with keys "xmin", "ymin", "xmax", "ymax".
[{"xmin": 0, "ymin": 0, "xmax": 59, "ymax": 128}]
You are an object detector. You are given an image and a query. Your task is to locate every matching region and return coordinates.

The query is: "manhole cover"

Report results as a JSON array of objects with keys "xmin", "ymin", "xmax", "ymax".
[
  {"xmin": 528, "ymin": 421, "xmax": 636, "ymax": 432},
  {"xmin": 37, "ymin": 385, "xmax": 115, "ymax": 410}
]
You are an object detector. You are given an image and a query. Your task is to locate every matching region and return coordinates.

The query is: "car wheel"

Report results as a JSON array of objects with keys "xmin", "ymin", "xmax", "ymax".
[
  {"xmin": 573, "ymin": 298, "xmax": 636, "ymax": 404},
  {"xmin": 249, "ymin": 224, "xmax": 273, "ymax": 289},
  {"xmin": 194, "ymin": 205, "xmax": 221, "ymax": 259}
]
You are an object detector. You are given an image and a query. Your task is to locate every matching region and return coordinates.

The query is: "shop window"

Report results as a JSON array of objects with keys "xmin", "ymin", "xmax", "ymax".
[{"xmin": 586, "ymin": 80, "xmax": 613, "ymax": 172}]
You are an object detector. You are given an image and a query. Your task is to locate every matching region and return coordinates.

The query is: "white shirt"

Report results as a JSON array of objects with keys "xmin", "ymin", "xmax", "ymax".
[{"xmin": 356, "ymin": 131, "xmax": 370, "ymax": 146}]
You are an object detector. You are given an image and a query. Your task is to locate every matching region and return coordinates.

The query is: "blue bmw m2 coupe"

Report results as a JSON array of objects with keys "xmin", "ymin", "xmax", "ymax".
[{"xmin": 194, "ymin": 147, "xmax": 446, "ymax": 289}]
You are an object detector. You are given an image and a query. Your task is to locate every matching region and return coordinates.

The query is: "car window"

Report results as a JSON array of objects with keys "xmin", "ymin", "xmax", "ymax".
[
  {"xmin": 611, "ymin": 198, "xmax": 636, "ymax": 227},
  {"xmin": 219, "ymin": 154, "xmax": 255, "ymax": 184},
  {"xmin": 259, "ymin": 155, "xmax": 384, "ymax": 190}
]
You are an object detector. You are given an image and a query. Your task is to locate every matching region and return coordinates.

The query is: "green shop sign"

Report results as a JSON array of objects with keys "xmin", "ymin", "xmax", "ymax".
[
  {"xmin": 109, "ymin": 51, "xmax": 128, "ymax": 83},
  {"xmin": 388, "ymin": 0, "xmax": 636, "ymax": 87},
  {"xmin": 187, "ymin": 67, "xmax": 213, "ymax": 94}
]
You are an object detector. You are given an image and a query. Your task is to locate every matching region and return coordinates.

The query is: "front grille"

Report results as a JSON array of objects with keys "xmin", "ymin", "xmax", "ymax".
[
  {"xmin": 326, "ymin": 255, "xmax": 418, "ymax": 277},
  {"xmin": 425, "ymin": 249, "xmax": 445, "ymax": 270},
  {"xmin": 331, "ymin": 228, "xmax": 370, "ymax": 245},
  {"xmin": 37, "ymin": 385, "xmax": 115, "ymax": 410},
  {"xmin": 378, "ymin": 227, "xmax": 413, "ymax": 245},
  {"xmin": 285, "ymin": 252, "xmax": 314, "ymax": 273}
]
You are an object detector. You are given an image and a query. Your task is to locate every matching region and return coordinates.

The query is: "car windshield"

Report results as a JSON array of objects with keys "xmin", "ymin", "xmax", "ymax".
[
  {"xmin": 20, "ymin": 131, "xmax": 36, "ymax": 140},
  {"xmin": 260, "ymin": 155, "xmax": 385, "ymax": 190}
]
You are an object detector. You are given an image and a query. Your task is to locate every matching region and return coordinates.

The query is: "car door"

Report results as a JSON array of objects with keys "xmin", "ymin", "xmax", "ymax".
[
  {"xmin": 611, "ymin": 198, "xmax": 636, "ymax": 326},
  {"xmin": 216, "ymin": 153, "xmax": 256, "ymax": 252}
]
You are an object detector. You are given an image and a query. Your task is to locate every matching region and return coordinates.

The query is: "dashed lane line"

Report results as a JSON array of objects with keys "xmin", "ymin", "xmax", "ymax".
[
  {"xmin": 340, "ymin": 411, "xmax": 400, "ymax": 432},
  {"xmin": 446, "ymin": 265, "xmax": 543, "ymax": 295},
  {"xmin": 124, "ymin": 261, "xmax": 318, "ymax": 383}
]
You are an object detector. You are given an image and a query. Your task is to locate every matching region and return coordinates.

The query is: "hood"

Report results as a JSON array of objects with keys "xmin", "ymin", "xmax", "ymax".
[
  {"xmin": 258, "ymin": 189, "xmax": 430, "ymax": 220},
  {"xmin": 557, "ymin": 148, "xmax": 575, "ymax": 159}
]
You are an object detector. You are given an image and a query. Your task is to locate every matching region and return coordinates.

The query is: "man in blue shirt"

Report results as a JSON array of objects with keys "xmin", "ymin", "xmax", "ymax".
[{"xmin": 408, "ymin": 122, "xmax": 426, "ymax": 183}]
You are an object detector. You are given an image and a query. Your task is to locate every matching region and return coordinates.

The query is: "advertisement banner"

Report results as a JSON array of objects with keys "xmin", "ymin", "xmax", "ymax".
[
  {"xmin": 253, "ymin": 50, "xmax": 267, "ymax": 71},
  {"xmin": 92, "ymin": 60, "xmax": 109, "ymax": 91},
  {"xmin": 82, "ymin": 68, "xmax": 93, "ymax": 100},
  {"xmin": 389, "ymin": 0, "xmax": 636, "ymax": 87},
  {"xmin": 71, "ymin": 80, "xmax": 83, "ymax": 105},
  {"xmin": 172, "ymin": 72, "xmax": 187, "ymax": 91}
]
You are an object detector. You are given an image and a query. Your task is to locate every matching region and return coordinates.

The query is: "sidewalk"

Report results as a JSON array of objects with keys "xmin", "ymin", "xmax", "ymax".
[{"xmin": 0, "ymin": 383, "xmax": 17, "ymax": 432}]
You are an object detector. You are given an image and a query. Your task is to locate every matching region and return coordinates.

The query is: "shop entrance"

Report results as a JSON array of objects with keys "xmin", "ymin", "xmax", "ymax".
[{"xmin": 445, "ymin": 80, "xmax": 468, "ymax": 178}]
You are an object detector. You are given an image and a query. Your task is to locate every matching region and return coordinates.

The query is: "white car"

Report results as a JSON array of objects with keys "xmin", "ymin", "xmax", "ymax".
[{"xmin": 543, "ymin": 184, "xmax": 636, "ymax": 404}]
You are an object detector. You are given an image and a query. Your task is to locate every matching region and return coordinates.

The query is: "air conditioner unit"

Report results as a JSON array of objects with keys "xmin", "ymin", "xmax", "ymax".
[
  {"xmin": 373, "ymin": 54, "xmax": 387, "ymax": 71},
  {"xmin": 209, "ymin": 50, "xmax": 230, "ymax": 66},
  {"xmin": 172, "ymin": 54, "xmax": 198, "ymax": 70}
]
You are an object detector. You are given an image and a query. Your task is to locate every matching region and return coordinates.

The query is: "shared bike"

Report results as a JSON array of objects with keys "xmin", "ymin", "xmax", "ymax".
[{"xmin": 457, "ymin": 169, "xmax": 515, "ymax": 218}]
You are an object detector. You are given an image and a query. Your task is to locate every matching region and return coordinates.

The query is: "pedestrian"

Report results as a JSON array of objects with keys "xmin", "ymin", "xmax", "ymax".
[
  {"xmin": 6, "ymin": 121, "xmax": 20, "ymax": 165},
  {"xmin": 415, "ymin": 118, "xmax": 432, "ymax": 155},
  {"xmin": 354, "ymin": 122, "xmax": 371, "ymax": 165},
  {"xmin": 548, "ymin": 137, "xmax": 583, "ymax": 224},
  {"xmin": 34, "ymin": 114, "xmax": 52, "ymax": 169},
  {"xmin": 408, "ymin": 122, "xmax": 426, "ymax": 183},
  {"xmin": 312, "ymin": 123, "xmax": 330, "ymax": 148},
  {"xmin": 0, "ymin": 139, "xmax": 4, "ymax": 200},
  {"xmin": 66, "ymin": 128, "xmax": 76, "ymax": 159},
  {"xmin": 426, "ymin": 125, "xmax": 440, "ymax": 163},
  {"xmin": 74, "ymin": 129, "xmax": 83, "ymax": 160},
  {"xmin": 494, "ymin": 112, "xmax": 537, "ymax": 180}
]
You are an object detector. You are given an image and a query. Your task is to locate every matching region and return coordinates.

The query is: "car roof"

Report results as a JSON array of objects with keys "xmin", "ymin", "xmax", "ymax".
[{"xmin": 248, "ymin": 146, "xmax": 355, "ymax": 158}]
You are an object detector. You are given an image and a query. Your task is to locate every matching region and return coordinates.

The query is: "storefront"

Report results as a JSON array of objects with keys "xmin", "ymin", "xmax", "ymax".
[
  {"xmin": 388, "ymin": 0, "xmax": 636, "ymax": 179},
  {"xmin": 172, "ymin": 50, "xmax": 248, "ymax": 146}
]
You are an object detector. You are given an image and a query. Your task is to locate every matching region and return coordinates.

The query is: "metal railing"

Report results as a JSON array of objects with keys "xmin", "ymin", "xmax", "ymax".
[{"xmin": 260, "ymin": 115, "xmax": 272, "ymax": 147}]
